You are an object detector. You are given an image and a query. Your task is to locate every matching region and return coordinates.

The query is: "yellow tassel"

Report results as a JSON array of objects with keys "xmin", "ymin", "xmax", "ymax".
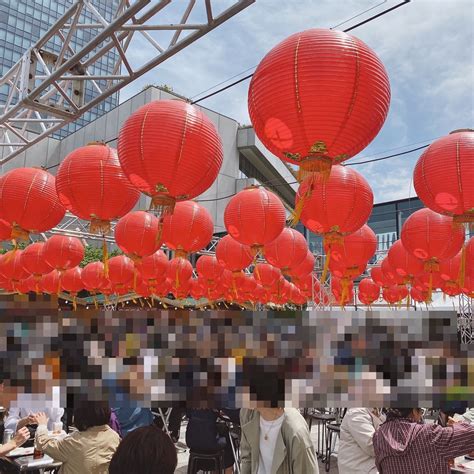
[
  {"xmin": 93, "ymin": 295, "xmax": 98, "ymax": 309},
  {"xmin": 163, "ymin": 302, "xmax": 168, "ymax": 309},
  {"xmin": 73, "ymin": 296, "xmax": 77, "ymax": 311},
  {"xmin": 156, "ymin": 218, "xmax": 164, "ymax": 245},
  {"xmin": 321, "ymin": 247, "xmax": 331, "ymax": 283},
  {"xmin": 102, "ymin": 239, "xmax": 109, "ymax": 278},
  {"xmin": 458, "ymin": 242, "xmax": 466, "ymax": 287},
  {"xmin": 139, "ymin": 298, "xmax": 144, "ymax": 308},
  {"xmin": 35, "ymin": 275, "xmax": 41, "ymax": 294},
  {"xmin": 406, "ymin": 292, "xmax": 411, "ymax": 310},
  {"xmin": 175, "ymin": 268, "xmax": 180, "ymax": 289},
  {"xmin": 427, "ymin": 272, "xmax": 433, "ymax": 303}
]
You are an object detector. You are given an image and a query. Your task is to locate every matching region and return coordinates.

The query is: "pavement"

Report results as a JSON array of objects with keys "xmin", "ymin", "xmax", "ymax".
[{"xmin": 174, "ymin": 418, "xmax": 339, "ymax": 473}]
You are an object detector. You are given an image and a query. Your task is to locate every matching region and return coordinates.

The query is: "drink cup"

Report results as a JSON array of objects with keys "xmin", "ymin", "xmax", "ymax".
[
  {"xmin": 53, "ymin": 422, "xmax": 63, "ymax": 434},
  {"xmin": 3, "ymin": 429, "xmax": 13, "ymax": 444}
]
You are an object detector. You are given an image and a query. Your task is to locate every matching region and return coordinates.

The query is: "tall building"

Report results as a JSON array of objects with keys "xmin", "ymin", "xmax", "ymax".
[{"xmin": 0, "ymin": 0, "xmax": 119, "ymax": 137}]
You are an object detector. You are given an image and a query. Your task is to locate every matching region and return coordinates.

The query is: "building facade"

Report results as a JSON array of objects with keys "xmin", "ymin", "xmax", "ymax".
[{"xmin": 0, "ymin": 0, "xmax": 119, "ymax": 137}]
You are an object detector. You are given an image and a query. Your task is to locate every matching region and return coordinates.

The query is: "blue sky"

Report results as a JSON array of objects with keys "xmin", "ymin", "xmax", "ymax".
[{"xmin": 121, "ymin": 0, "xmax": 474, "ymax": 204}]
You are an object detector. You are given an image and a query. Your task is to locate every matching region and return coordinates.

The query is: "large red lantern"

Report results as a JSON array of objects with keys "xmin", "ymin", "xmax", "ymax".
[
  {"xmin": 330, "ymin": 260, "xmax": 366, "ymax": 280},
  {"xmin": 115, "ymin": 211, "xmax": 161, "ymax": 261},
  {"xmin": 43, "ymin": 235, "xmax": 84, "ymax": 272},
  {"xmin": 0, "ymin": 250, "xmax": 30, "ymax": 287},
  {"xmin": 413, "ymin": 130, "xmax": 474, "ymax": 223},
  {"xmin": 296, "ymin": 165, "xmax": 373, "ymax": 233},
  {"xmin": 401, "ymin": 208, "xmax": 464, "ymax": 272},
  {"xmin": 20, "ymin": 242, "xmax": 53, "ymax": 279},
  {"xmin": 215, "ymin": 235, "xmax": 253, "ymax": 272},
  {"xmin": 196, "ymin": 255, "xmax": 224, "ymax": 285},
  {"xmin": 0, "ymin": 219, "xmax": 12, "ymax": 241},
  {"xmin": 264, "ymin": 228, "xmax": 308, "ymax": 273},
  {"xmin": 0, "ymin": 168, "xmax": 65, "ymax": 240},
  {"xmin": 162, "ymin": 201, "xmax": 214, "ymax": 256},
  {"xmin": 438, "ymin": 252, "xmax": 462, "ymax": 283},
  {"xmin": 61, "ymin": 267, "xmax": 83, "ymax": 294},
  {"xmin": 248, "ymin": 28, "xmax": 390, "ymax": 173},
  {"xmin": 224, "ymin": 186, "xmax": 285, "ymax": 252},
  {"xmin": 56, "ymin": 144, "xmax": 140, "ymax": 234},
  {"xmin": 253, "ymin": 263, "xmax": 281, "ymax": 289},
  {"xmin": 387, "ymin": 240, "xmax": 424, "ymax": 282},
  {"xmin": 108, "ymin": 255, "xmax": 135, "ymax": 289},
  {"xmin": 82, "ymin": 262, "xmax": 107, "ymax": 293},
  {"xmin": 117, "ymin": 100, "xmax": 223, "ymax": 215}
]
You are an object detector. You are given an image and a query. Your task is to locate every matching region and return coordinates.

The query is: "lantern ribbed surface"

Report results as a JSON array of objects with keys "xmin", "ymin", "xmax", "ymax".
[
  {"xmin": 82, "ymin": 262, "xmax": 107, "ymax": 291},
  {"xmin": 253, "ymin": 263, "xmax": 281, "ymax": 289},
  {"xmin": 264, "ymin": 228, "xmax": 308, "ymax": 271},
  {"xmin": 117, "ymin": 100, "xmax": 223, "ymax": 204},
  {"xmin": 0, "ymin": 219, "xmax": 11, "ymax": 241},
  {"xmin": 370, "ymin": 266, "xmax": 384, "ymax": 287},
  {"xmin": 115, "ymin": 211, "xmax": 161, "ymax": 259},
  {"xmin": 162, "ymin": 201, "xmax": 214, "ymax": 254},
  {"xmin": 56, "ymin": 144, "xmax": 139, "ymax": 227},
  {"xmin": 196, "ymin": 255, "xmax": 224, "ymax": 282},
  {"xmin": 0, "ymin": 250, "xmax": 30, "ymax": 281},
  {"xmin": 20, "ymin": 242, "xmax": 53, "ymax": 277},
  {"xmin": 297, "ymin": 165, "xmax": 373, "ymax": 235},
  {"xmin": 167, "ymin": 257, "xmax": 193, "ymax": 283},
  {"xmin": 288, "ymin": 251, "xmax": 315, "ymax": 278},
  {"xmin": 215, "ymin": 235, "xmax": 253, "ymax": 272},
  {"xmin": 136, "ymin": 250, "xmax": 168, "ymax": 281},
  {"xmin": 41, "ymin": 270, "xmax": 61, "ymax": 294},
  {"xmin": 410, "ymin": 286, "xmax": 430, "ymax": 303},
  {"xmin": 381, "ymin": 258, "xmax": 404, "ymax": 286},
  {"xmin": 438, "ymin": 252, "xmax": 462, "ymax": 282},
  {"xmin": 329, "ymin": 260, "xmax": 366, "ymax": 280},
  {"xmin": 0, "ymin": 168, "xmax": 65, "ymax": 237},
  {"xmin": 400, "ymin": 208, "xmax": 464, "ymax": 263},
  {"xmin": 61, "ymin": 267, "xmax": 83, "ymax": 293},
  {"xmin": 383, "ymin": 285, "xmax": 407, "ymax": 304},
  {"xmin": 414, "ymin": 130, "xmax": 474, "ymax": 222},
  {"xmin": 44, "ymin": 235, "xmax": 85, "ymax": 272},
  {"xmin": 224, "ymin": 186, "xmax": 285, "ymax": 247},
  {"xmin": 108, "ymin": 255, "xmax": 135, "ymax": 286},
  {"xmin": 387, "ymin": 240, "xmax": 424, "ymax": 280},
  {"xmin": 248, "ymin": 28, "xmax": 390, "ymax": 167}
]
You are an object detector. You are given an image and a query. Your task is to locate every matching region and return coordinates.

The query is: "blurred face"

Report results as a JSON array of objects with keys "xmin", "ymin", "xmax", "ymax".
[{"xmin": 412, "ymin": 408, "xmax": 424, "ymax": 423}]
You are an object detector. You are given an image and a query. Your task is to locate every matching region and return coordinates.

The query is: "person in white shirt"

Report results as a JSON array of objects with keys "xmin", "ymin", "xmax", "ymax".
[
  {"xmin": 4, "ymin": 386, "xmax": 64, "ymax": 433},
  {"xmin": 338, "ymin": 408, "xmax": 385, "ymax": 474}
]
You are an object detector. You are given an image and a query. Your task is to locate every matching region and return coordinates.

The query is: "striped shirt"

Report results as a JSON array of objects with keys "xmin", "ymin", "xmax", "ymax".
[{"xmin": 373, "ymin": 419, "xmax": 474, "ymax": 473}]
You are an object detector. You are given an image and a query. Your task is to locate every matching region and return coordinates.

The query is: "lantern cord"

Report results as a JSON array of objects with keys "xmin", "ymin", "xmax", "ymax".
[
  {"xmin": 72, "ymin": 295, "xmax": 77, "ymax": 311},
  {"xmin": 321, "ymin": 247, "xmax": 331, "ymax": 283},
  {"xmin": 102, "ymin": 237, "xmax": 109, "ymax": 278},
  {"xmin": 458, "ymin": 241, "xmax": 466, "ymax": 287}
]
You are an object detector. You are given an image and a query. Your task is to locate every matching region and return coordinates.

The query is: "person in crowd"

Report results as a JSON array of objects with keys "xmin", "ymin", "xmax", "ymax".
[
  {"xmin": 240, "ymin": 407, "xmax": 318, "ymax": 474},
  {"xmin": 373, "ymin": 407, "xmax": 474, "ymax": 473},
  {"xmin": 186, "ymin": 409, "xmax": 236, "ymax": 474},
  {"xmin": 462, "ymin": 407, "xmax": 474, "ymax": 424},
  {"xmin": 32, "ymin": 401, "xmax": 120, "ymax": 473},
  {"xmin": 0, "ymin": 426, "xmax": 30, "ymax": 456},
  {"xmin": 338, "ymin": 408, "xmax": 385, "ymax": 474},
  {"xmin": 108, "ymin": 425, "xmax": 177, "ymax": 474},
  {"xmin": 112, "ymin": 406, "xmax": 153, "ymax": 437}
]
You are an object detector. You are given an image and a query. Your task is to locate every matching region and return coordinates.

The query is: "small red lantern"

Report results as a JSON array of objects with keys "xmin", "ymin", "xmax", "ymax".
[
  {"xmin": 413, "ymin": 129, "xmax": 474, "ymax": 223},
  {"xmin": 108, "ymin": 255, "xmax": 135, "ymax": 289},
  {"xmin": 383, "ymin": 285, "xmax": 408, "ymax": 305},
  {"xmin": 44, "ymin": 235, "xmax": 84, "ymax": 272},
  {"xmin": 441, "ymin": 280, "xmax": 461, "ymax": 297},
  {"xmin": 331, "ymin": 277, "xmax": 354, "ymax": 306},
  {"xmin": 82, "ymin": 262, "xmax": 107, "ymax": 293},
  {"xmin": 438, "ymin": 252, "xmax": 462, "ymax": 282},
  {"xmin": 41, "ymin": 270, "xmax": 61, "ymax": 294},
  {"xmin": 410, "ymin": 286, "xmax": 430, "ymax": 304},
  {"xmin": 117, "ymin": 100, "xmax": 223, "ymax": 215},
  {"xmin": 248, "ymin": 28, "xmax": 390, "ymax": 173},
  {"xmin": 296, "ymin": 165, "xmax": 373, "ymax": 235},
  {"xmin": 20, "ymin": 242, "xmax": 53, "ymax": 278},
  {"xmin": 224, "ymin": 186, "xmax": 286, "ymax": 253},
  {"xmin": 0, "ymin": 168, "xmax": 65, "ymax": 240},
  {"xmin": 253, "ymin": 263, "xmax": 282, "ymax": 289},
  {"xmin": 137, "ymin": 250, "xmax": 168, "ymax": 284},
  {"xmin": 61, "ymin": 267, "xmax": 83, "ymax": 294},
  {"xmin": 288, "ymin": 252, "xmax": 315, "ymax": 279},
  {"xmin": 387, "ymin": 240, "xmax": 424, "ymax": 282},
  {"xmin": 264, "ymin": 228, "xmax": 308, "ymax": 273},
  {"xmin": 167, "ymin": 257, "xmax": 193, "ymax": 287},
  {"xmin": 190, "ymin": 279, "xmax": 206, "ymax": 300},
  {"xmin": 358, "ymin": 277, "xmax": 380, "ymax": 305},
  {"xmin": 381, "ymin": 258, "xmax": 405, "ymax": 286},
  {"xmin": 15, "ymin": 276, "xmax": 35, "ymax": 294},
  {"xmin": 329, "ymin": 260, "xmax": 366, "ymax": 280},
  {"xmin": 0, "ymin": 250, "xmax": 30, "ymax": 287},
  {"xmin": 401, "ymin": 208, "xmax": 464, "ymax": 269},
  {"xmin": 215, "ymin": 235, "xmax": 253, "ymax": 272},
  {"xmin": 162, "ymin": 201, "xmax": 214, "ymax": 257},
  {"xmin": 56, "ymin": 144, "xmax": 140, "ymax": 234},
  {"xmin": 196, "ymin": 255, "xmax": 224, "ymax": 285},
  {"xmin": 370, "ymin": 266, "xmax": 385, "ymax": 287},
  {"xmin": 115, "ymin": 211, "xmax": 161, "ymax": 261}
]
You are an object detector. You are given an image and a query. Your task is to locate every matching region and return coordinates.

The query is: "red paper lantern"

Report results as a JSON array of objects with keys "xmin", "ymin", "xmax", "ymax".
[
  {"xmin": 15, "ymin": 276, "xmax": 35, "ymax": 294},
  {"xmin": 56, "ymin": 144, "xmax": 139, "ymax": 234},
  {"xmin": 117, "ymin": 100, "xmax": 223, "ymax": 214},
  {"xmin": 438, "ymin": 252, "xmax": 462, "ymax": 282},
  {"xmin": 253, "ymin": 263, "xmax": 281, "ymax": 289},
  {"xmin": 224, "ymin": 186, "xmax": 285, "ymax": 252},
  {"xmin": 412, "ymin": 272, "xmax": 443, "ymax": 292},
  {"xmin": 215, "ymin": 235, "xmax": 253, "ymax": 272},
  {"xmin": 162, "ymin": 201, "xmax": 214, "ymax": 256},
  {"xmin": 297, "ymin": 165, "xmax": 373, "ymax": 235},
  {"xmin": 20, "ymin": 242, "xmax": 53, "ymax": 277},
  {"xmin": 358, "ymin": 278, "xmax": 380, "ymax": 301},
  {"xmin": 383, "ymin": 285, "xmax": 408, "ymax": 305},
  {"xmin": 410, "ymin": 286, "xmax": 430, "ymax": 304},
  {"xmin": 61, "ymin": 267, "xmax": 83, "ymax": 294},
  {"xmin": 0, "ymin": 168, "xmax": 65, "ymax": 240},
  {"xmin": 137, "ymin": 250, "xmax": 168, "ymax": 283},
  {"xmin": 370, "ymin": 266, "xmax": 384, "ymax": 287},
  {"xmin": 0, "ymin": 219, "xmax": 12, "ymax": 241},
  {"xmin": 190, "ymin": 278, "xmax": 206, "ymax": 300},
  {"xmin": 264, "ymin": 228, "xmax": 308, "ymax": 273},
  {"xmin": 82, "ymin": 262, "xmax": 107, "ymax": 292},
  {"xmin": 115, "ymin": 211, "xmax": 161, "ymax": 261},
  {"xmin": 329, "ymin": 260, "xmax": 366, "ymax": 280},
  {"xmin": 331, "ymin": 277, "xmax": 354, "ymax": 306},
  {"xmin": 43, "ymin": 235, "xmax": 84, "ymax": 272},
  {"xmin": 381, "ymin": 258, "xmax": 405, "ymax": 286},
  {"xmin": 196, "ymin": 255, "xmax": 224, "ymax": 284},
  {"xmin": 167, "ymin": 257, "xmax": 193, "ymax": 287},
  {"xmin": 41, "ymin": 270, "xmax": 61, "ymax": 294},
  {"xmin": 288, "ymin": 252, "xmax": 315, "ymax": 279},
  {"xmin": 401, "ymin": 208, "xmax": 464, "ymax": 272},
  {"xmin": 466, "ymin": 237, "xmax": 474, "ymax": 279},
  {"xmin": 108, "ymin": 255, "xmax": 135, "ymax": 289},
  {"xmin": 461, "ymin": 275, "xmax": 474, "ymax": 297},
  {"xmin": 441, "ymin": 280, "xmax": 461, "ymax": 297},
  {"xmin": 387, "ymin": 240, "xmax": 424, "ymax": 282},
  {"xmin": 413, "ymin": 129, "xmax": 474, "ymax": 223},
  {"xmin": 0, "ymin": 250, "xmax": 30, "ymax": 283},
  {"xmin": 248, "ymin": 28, "xmax": 390, "ymax": 171}
]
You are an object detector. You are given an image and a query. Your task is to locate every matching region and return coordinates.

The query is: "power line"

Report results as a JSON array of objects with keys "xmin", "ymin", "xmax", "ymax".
[
  {"xmin": 330, "ymin": 0, "xmax": 388, "ymax": 29},
  {"xmin": 347, "ymin": 144, "xmax": 429, "ymax": 165},
  {"xmin": 191, "ymin": 0, "xmax": 411, "ymax": 104}
]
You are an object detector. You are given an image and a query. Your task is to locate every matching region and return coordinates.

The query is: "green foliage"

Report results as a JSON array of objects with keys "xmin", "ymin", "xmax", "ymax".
[
  {"xmin": 79, "ymin": 246, "xmax": 122, "ymax": 267},
  {"xmin": 0, "ymin": 241, "xmax": 27, "ymax": 254}
]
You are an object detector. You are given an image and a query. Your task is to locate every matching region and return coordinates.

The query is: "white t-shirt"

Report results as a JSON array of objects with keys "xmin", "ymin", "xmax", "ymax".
[{"xmin": 258, "ymin": 412, "xmax": 285, "ymax": 474}]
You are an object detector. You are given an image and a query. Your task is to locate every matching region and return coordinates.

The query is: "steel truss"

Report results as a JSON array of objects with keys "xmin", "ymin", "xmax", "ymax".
[
  {"xmin": 0, "ymin": 0, "xmax": 254, "ymax": 164},
  {"xmin": 458, "ymin": 294, "xmax": 473, "ymax": 344}
]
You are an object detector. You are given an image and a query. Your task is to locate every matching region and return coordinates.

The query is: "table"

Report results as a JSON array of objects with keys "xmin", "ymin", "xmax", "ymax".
[
  {"xmin": 1, "ymin": 454, "xmax": 62, "ymax": 473},
  {"xmin": 451, "ymin": 456, "xmax": 474, "ymax": 473}
]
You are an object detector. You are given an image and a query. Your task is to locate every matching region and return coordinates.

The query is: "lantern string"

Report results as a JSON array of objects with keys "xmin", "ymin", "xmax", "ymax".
[
  {"xmin": 102, "ymin": 237, "xmax": 109, "ymax": 278},
  {"xmin": 458, "ymin": 240, "xmax": 467, "ymax": 288},
  {"xmin": 321, "ymin": 247, "xmax": 331, "ymax": 284}
]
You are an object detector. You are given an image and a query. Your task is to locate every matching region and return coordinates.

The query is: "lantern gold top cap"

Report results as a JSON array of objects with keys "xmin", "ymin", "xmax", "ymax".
[
  {"xmin": 87, "ymin": 141, "xmax": 107, "ymax": 146},
  {"xmin": 449, "ymin": 128, "xmax": 473, "ymax": 134}
]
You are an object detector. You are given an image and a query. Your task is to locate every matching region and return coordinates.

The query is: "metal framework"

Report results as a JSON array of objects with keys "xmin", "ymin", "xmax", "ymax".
[
  {"xmin": 458, "ymin": 294, "xmax": 473, "ymax": 344},
  {"xmin": 0, "ymin": 0, "xmax": 254, "ymax": 164}
]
